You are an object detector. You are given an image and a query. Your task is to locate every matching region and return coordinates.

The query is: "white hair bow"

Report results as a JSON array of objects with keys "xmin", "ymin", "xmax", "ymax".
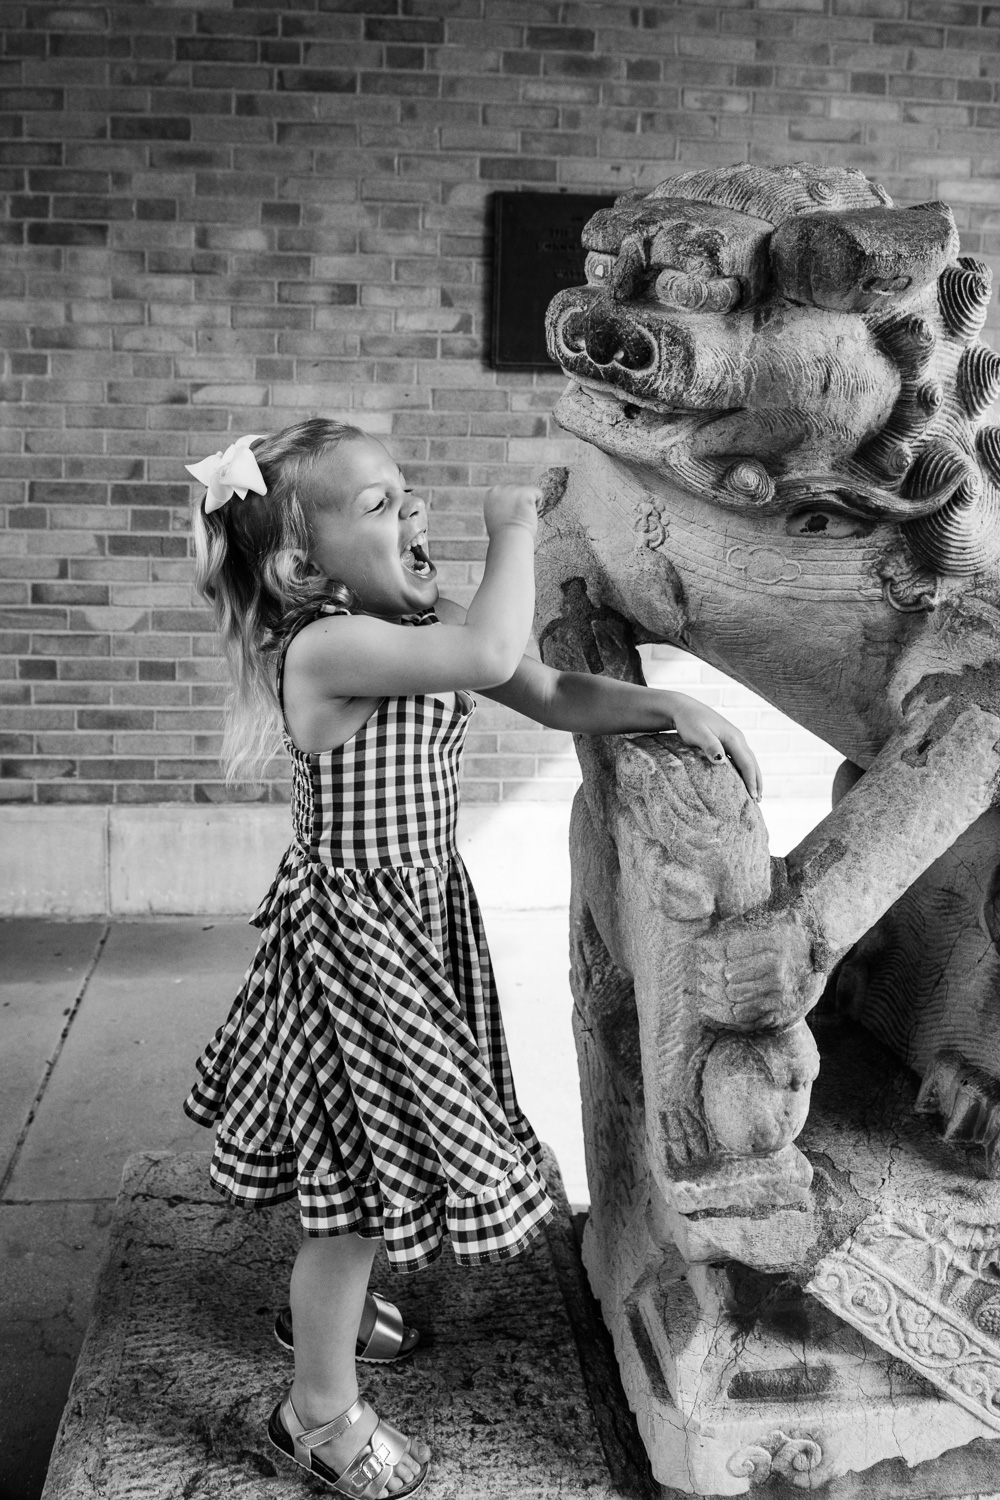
[{"xmin": 186, "ymin": 435, "xmax": 268, "ymax": 513}]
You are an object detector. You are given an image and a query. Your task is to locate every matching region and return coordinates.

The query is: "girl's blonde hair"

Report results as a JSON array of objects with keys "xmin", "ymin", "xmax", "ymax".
[{"xmin": 192, "ymin": 417, "xmax": 367, "ymax": 785}]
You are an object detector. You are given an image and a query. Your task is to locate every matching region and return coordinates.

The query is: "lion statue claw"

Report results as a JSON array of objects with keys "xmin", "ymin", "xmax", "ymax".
[{"xmin": 695, "ymin": 909, "xmax": 822, "ymax": 1033}]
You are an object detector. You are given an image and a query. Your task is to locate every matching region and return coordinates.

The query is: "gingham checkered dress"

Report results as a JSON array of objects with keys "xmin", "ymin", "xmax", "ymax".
[{"xmin": 184, "ymin": 607, "xmax": 554, "ymax": 1272}]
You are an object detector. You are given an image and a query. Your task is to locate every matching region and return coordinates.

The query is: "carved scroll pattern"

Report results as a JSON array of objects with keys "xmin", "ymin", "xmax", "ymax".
[
  {"xmin": 727, "ymin": 1431, "xmax": 824, "ymax": 1489},
  {"xmin": 634, "ymin": 496, "xmax": 668, "ymax": 550},
  {"xmin": 808, "ymin": 1210, "xmax": 1000, "ymax": 1432}
]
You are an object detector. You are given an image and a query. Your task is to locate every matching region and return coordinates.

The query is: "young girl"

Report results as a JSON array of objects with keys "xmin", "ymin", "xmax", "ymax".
[{"xmin": 183, "ymin": 419, "xmax": 761, "ymax": 1499}]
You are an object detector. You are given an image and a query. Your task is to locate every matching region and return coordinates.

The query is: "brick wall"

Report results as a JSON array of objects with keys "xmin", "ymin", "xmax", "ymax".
[{"xmin": 3, "ymin": 0, "xmax": 1000, "ymax": 808}]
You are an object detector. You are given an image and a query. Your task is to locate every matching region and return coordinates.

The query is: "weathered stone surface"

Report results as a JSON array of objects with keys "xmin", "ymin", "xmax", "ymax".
[
  {"xmin": 536, "ymin": 160, "xmax": 1000, "ymax": 1492},
  {"xmin": 41, "ymin": 1150, "xmax": 622, "ymax": 1500},
  {"xmin": 578, "ymin": 1004, "xmax": 1000, "ymax": 1496}
]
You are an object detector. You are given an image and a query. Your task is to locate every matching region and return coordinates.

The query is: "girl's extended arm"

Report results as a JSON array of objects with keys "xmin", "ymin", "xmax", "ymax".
[
  {"xmin": 481, "ymin": 649, "xmax": 763, "ymax": 800},
  {"xmin": 290, "ymin": 486, "xmax": 539, "ymax": 700}
]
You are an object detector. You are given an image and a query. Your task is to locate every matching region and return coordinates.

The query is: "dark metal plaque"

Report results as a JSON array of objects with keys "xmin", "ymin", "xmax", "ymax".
[{"xmin": 490, "ymin": 191, "xmax": 616, "ymax": 370}]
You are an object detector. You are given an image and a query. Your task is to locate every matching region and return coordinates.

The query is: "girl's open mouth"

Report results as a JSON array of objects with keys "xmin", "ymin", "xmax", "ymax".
[{"xmin": 400, "ymin": 534, "xmax": 435, "ymax": 577}]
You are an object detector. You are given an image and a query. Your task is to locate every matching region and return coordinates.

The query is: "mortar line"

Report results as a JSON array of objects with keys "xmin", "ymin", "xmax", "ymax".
[{"xmin": 0, "ymin": 921, "xmax": 112, "ymax": 1201}]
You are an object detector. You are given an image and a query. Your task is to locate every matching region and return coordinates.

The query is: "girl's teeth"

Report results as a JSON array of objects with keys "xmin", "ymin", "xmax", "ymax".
[
  {"xmin": 402, "ymin": 538, "xmax": 431, "ymax": 574},
  {"xmin": 402, "ymin": 540, "xmax": 432, "ymax": 575}
]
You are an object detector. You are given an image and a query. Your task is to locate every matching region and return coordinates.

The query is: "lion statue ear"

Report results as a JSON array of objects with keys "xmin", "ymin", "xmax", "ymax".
[
  {"xmin": 939, "ymin": 259, "xmax": 994, "ymax": 342},
  {"xmin": 900, "ymin": 430, "xmax": 1000, "ymax": 577}
]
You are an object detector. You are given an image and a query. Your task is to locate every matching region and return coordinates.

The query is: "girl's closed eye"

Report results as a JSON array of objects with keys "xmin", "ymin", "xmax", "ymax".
[{"xmin": 368, "ymin": 484, "xmax": 412, "ymax": 515}]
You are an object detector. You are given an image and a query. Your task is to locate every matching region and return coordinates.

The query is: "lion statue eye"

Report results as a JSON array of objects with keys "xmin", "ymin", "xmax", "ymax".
[
  {"xmin": 785, "ymin": 509, "xmax": 875, "ymax": 538},
  {"xmin": 585, "ymin": 251, "xmax": 615, "ymax": 285}
]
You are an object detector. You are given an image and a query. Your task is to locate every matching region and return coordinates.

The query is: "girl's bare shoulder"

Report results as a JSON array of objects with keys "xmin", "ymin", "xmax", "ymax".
[
  {"xmin": 284, "ymin": 610, "xmax": 384, "ymax": 662},
  {"xmin": 281, "ymin": 616, "xmax": 380, "ymax": 742}
]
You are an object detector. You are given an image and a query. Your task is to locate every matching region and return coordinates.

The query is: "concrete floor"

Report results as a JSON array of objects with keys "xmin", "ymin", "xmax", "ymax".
[{"xmin": 0, "ymin": 909, "xmax": 584, "ymax": 1500}]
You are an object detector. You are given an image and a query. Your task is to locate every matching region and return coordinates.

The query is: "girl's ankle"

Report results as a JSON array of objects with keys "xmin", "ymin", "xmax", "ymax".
[{"xmin": 289, "ymin": 1377, "xmax": 361, "ymax": 1427}]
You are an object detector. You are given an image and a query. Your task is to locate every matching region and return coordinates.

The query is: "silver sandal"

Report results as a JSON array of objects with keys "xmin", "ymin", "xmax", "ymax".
[
  {"xmin": 273, "ymin": 1292, "xmax": 420, "ymax": 1364},
  {"xmin": 267, "ymin": 1391, "xmax": 429, "ymax": 1498}
]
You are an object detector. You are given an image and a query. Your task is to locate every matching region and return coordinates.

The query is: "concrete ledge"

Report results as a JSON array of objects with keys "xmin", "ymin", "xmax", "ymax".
[
  {"xmin": 0, "ymin": 803, "xmax": 573, "ymax": 916},
  {"xmin": 109, "ymin": 806, "xmax": 292, "ymax": 916},
  {"xmin": 0, "ymin": 806, "xmax": 109, "ymax": 917}
]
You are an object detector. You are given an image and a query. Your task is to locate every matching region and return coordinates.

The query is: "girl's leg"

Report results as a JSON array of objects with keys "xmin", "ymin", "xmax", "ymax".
[
  {"xmin": 290, "ymin": 1231, "xmax": 375, "ymax": 1419},
  {"xmin": 287, "ymin": 1233, "xmax": 430, "ymax": 1493}
]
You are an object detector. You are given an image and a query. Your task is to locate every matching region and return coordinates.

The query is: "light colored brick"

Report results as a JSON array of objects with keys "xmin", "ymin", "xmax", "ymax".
[
  {"xmin": 940, "ymin": 175, "xmax": 1000, "ymax": 202},
  {"xmin": 830, "ymin": 95, "xmax": 904, "ymax": 120}
]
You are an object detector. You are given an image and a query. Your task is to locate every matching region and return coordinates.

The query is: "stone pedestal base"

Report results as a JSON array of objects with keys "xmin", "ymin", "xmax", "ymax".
[
  {"xmin": 579, "ymin": 1008, "xmax": 1000, "ymax": 1497},
  {"xmin": 41, "ymin": 1148, "xmax": 619, "ymax": 1500}
]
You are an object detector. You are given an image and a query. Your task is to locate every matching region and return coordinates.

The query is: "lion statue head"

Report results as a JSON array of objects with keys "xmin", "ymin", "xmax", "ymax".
[{"xmin": 545, "ymin": 162, "xmax": 1000, "ymax": 581}]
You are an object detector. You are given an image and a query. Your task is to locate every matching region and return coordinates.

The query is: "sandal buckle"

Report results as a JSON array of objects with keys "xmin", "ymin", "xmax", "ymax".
[{"xmin": 359, "ymin": 1450, "xmax": 386, "ymax": 1482}]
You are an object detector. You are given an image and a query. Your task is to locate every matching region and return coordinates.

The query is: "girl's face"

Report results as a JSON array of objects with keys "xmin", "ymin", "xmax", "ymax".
[{"xmin": 300, "ymin": 437, "xmax": 438, "ymax": 618}]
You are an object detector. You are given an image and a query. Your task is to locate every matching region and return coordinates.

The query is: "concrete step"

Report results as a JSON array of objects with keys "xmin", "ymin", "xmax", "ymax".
[{"xmin": 41, "ymin": 1148, "xmax": 655, "ymax": 1500}]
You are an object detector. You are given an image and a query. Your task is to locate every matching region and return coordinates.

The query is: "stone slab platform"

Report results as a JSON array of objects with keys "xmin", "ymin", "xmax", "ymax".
[{"xmin": 40, "ymin": 1147, "xmax": 656, "ymax": 1500}]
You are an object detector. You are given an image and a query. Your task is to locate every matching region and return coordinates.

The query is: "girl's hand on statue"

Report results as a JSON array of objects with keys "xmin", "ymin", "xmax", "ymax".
[
  {"xmin": 484, "ymin": 484, "xmax": 540, "ymax": 539},
  {"xmin": 668, "ymin": 694, "xmax": 763, "ymax": 801}
]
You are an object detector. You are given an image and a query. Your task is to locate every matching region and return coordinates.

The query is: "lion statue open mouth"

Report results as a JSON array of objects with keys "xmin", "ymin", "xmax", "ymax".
[{"xmin": 534, "ymin": 162, "xmax": 1000, "ymax": 1492}]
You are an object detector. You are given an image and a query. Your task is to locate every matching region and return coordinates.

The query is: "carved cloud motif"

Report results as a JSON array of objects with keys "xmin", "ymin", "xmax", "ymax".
[{"xmin": 726, "ymin": 545, "xmax": 803, "ymax": 587}]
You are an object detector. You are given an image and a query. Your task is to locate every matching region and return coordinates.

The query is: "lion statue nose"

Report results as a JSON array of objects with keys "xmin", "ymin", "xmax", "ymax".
[{"xmin": 562, "ymin": 306, "xmax": 655, "ymax": 372}]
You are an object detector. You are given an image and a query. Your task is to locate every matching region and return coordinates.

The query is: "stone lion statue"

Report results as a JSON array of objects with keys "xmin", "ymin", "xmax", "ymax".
[{"xmin": 533, "ymin": 162, "xmax": 1000, "ymax": 1493}]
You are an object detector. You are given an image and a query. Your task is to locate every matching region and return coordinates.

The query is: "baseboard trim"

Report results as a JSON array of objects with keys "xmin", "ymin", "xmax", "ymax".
[{"xmin": 0, "ymin": 802, "xmax": 573, "ymax": 916}]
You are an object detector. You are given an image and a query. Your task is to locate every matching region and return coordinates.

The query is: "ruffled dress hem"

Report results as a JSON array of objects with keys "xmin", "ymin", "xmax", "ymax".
[{"xmin": 182, "ymin": 1108, "xmax": 555, "ymax": 1272}]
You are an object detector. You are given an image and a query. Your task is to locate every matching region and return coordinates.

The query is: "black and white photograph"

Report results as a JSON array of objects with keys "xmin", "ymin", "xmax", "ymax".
[{"xmin": 4, "ymin": 2, "xmax": 1000, "ymax": 1497}]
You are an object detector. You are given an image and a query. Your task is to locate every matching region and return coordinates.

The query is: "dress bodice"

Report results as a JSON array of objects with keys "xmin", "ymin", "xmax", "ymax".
[{"xmin": 279, "ymin": 606, "xmax": 474, "ymax": 869}]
